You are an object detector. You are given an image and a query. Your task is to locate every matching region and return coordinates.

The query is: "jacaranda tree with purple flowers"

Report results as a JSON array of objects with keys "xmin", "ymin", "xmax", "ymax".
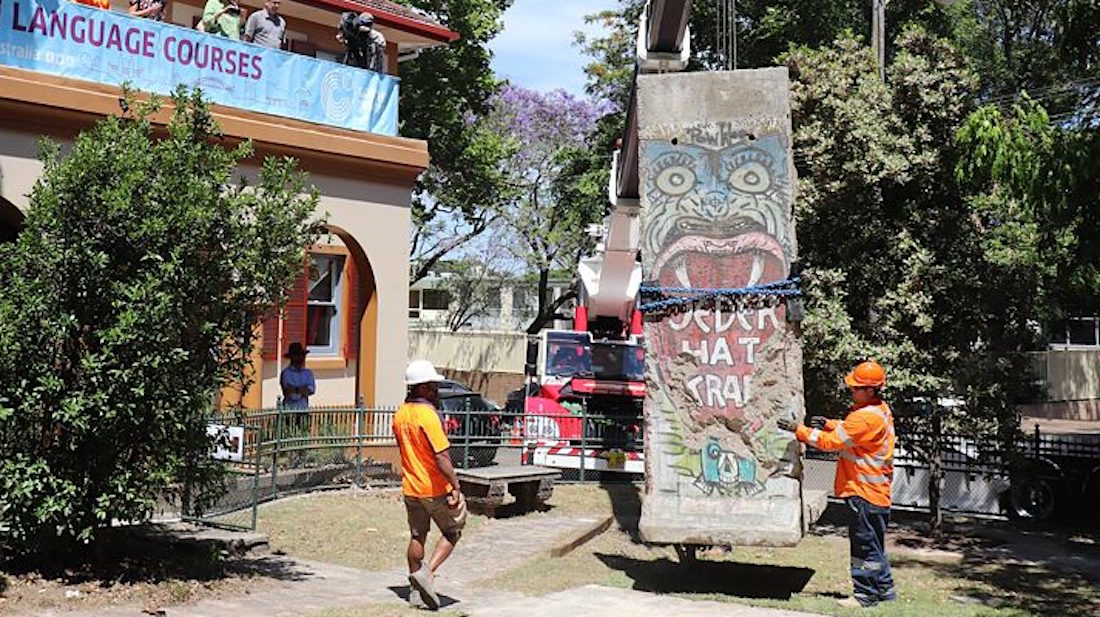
[{"xmin": 481, "ymin": 84, "xmax": 615, "ymax": 333}]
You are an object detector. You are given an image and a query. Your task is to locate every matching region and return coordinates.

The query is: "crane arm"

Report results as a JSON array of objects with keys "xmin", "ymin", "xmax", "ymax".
[{"xmin": 579, "ymin": 1, "xmax": 692, "ymax": 338}]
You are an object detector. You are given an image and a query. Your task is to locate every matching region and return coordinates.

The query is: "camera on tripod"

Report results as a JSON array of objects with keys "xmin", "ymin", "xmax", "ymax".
[{"xmin": 337, "ymin": 11, "xmax": 386, "ymax": 72}]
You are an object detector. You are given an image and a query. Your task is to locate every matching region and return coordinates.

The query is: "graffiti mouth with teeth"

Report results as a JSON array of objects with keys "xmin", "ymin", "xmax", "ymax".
[{"xmin": 643, "ymin": 135, "xmax": 793, "ymax": 436}]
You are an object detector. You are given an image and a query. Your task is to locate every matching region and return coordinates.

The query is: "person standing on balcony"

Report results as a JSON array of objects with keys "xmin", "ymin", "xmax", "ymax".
[
  {"xmin": 337, "ymin": 11, "xmax": 387, "ymax": 73},
  {"xmin": 244, "ymin": 0, "xmax": 285, "ymax": 49},
  {"xmin": 393, "ymin": 360, "xmax": 465, "ymax": 611},
  {"xmin": 280, "ymin": 342, "xmax": 315, "ymax": 410},
  {"xmin": 128, "ymin": 0, "xmax": 166, "ymax": 21},
  {"xmin": 201, "ymin": 0, "xmax": 243, "ymax": 40},
  {"xmin": 777, "ymin": 360, "xmax": 897, "ymax": 608}
]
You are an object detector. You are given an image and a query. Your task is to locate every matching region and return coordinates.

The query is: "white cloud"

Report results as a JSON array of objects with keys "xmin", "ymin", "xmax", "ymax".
[{"xmin": 490, "ymin": 0, "xmax": 619, "ymax": 95}]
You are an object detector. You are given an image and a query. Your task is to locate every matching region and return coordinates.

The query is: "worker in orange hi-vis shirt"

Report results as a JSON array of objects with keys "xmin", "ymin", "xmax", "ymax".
[
  {"xmin": 778, "ymin": 361, "xmax": 897, "ymax": 609},
  {"xmin": 393, "ymin": 360, "xmax": 465, "ymax": 611}
]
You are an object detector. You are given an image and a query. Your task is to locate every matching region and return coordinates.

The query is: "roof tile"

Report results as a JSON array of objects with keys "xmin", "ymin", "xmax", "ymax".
[{"xmin": 351, "ymin": 0, "xmax": 446, "ymax": 30}]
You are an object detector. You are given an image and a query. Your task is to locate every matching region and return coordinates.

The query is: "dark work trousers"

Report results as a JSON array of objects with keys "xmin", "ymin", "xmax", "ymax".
[{"xmin": 848, "ymin": 496, "xmax": 896, "ymax": 606}]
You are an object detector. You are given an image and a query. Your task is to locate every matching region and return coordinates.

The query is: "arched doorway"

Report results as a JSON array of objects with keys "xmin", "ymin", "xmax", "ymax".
[
  {"xmin": 0, "ymin": 197, "xmax": 23, "ymax": 243},
  {"xmin": 249, "ymin": 228, "xmax": 380, "ymax": 409}
]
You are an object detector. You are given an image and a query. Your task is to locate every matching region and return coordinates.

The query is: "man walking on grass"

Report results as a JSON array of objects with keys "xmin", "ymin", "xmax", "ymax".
[
  {"xmin": 778, "ymin": 360, "xmax": 897, "ymax": 608},
  {"xmin": 393, "ymin": 360, "xmax": 466, "ymax": 610}
]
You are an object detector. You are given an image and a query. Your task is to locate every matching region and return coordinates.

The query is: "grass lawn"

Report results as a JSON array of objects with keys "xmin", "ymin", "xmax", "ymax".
[
  {"xmin": 486, "ymin": 484, "xmax": 1100, "ymax": 617},
  {"xmin": 256, "ymin": 489, "xmax": 483, "ymax": 572}
]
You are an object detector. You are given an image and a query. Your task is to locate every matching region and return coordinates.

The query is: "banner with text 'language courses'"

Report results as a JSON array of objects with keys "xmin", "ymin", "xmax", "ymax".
[{"xmin": 0, "ymin": 0, "xmax": 399, "ymax": 136}]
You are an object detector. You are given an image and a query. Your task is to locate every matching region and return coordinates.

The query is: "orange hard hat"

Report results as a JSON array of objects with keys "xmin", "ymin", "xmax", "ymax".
[{"xmin": 845, "ymin": 361, "xmax": 886, "ymax": 388}]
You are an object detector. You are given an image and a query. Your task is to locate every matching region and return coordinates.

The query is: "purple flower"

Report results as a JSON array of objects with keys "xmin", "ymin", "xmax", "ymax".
[{"xmin": 481, "ymin": 84, "xmax": 613, "ymax": 172}]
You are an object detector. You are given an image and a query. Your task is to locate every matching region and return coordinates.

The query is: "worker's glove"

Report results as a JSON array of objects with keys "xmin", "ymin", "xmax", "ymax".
[
  {"xmin": 776, "ymin": 417, "xmax": 799, "ymax": 432},
  {"xmin": 808, "ymin": 416, "xmax": 829, "ymax": 429}
]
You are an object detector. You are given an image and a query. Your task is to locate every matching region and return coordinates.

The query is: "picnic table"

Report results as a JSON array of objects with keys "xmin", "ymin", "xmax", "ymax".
[{"xmin": 456, "ymin": 465, "xmax": 561, "ymax": 517}]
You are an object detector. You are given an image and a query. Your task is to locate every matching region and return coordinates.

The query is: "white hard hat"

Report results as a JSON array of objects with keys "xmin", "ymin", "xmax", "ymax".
[{"xmin": 405, "ymin": 359, "xmax": 446, "ymax": 386}]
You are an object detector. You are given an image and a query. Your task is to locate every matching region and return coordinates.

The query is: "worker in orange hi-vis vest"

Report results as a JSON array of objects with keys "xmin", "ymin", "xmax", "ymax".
[{"xmin": 778, "ymin": 361, "xmax": 897, "ymax": 608}]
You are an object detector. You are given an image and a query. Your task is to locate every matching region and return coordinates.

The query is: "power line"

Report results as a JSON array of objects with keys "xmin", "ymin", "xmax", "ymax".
[{"xmin": 984, "ymin": 76, "xmax": 1100, "ymax": 109}]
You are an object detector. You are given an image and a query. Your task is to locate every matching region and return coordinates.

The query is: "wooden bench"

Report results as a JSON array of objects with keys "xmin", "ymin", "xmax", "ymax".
[{"xmin": 456, "ymin": 465, "xmax": 561, "ymax": 517}]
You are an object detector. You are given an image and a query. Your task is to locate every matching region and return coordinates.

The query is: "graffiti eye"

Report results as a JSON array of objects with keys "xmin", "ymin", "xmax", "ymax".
[
  {"xmin": 728, "ymin": 161, "xmax": 772, "ymax": 194},
  {"xmin": 656, "ymin": 166, "xmax": 696, "ymax": 195}
]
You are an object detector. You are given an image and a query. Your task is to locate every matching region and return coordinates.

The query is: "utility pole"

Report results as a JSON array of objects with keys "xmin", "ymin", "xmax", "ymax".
[
  {"xmin": 872, "ymin": 0, "xmax": 887, "ymax": 80},
  {"xmin": 715, "ymin": 0, "xmax": 736, "ymax": 70}
]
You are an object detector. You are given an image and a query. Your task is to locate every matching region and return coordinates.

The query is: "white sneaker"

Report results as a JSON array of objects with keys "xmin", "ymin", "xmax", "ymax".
[
  {"xmin": 408, "ymin": 589, "xmax": 427, "ymax": 609},
  {"xmin": 409, "ymin": 565, "xmax": 440, "ymax": 610}
]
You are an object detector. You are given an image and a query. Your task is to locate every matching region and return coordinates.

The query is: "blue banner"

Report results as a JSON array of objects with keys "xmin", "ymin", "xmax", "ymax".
[{"xmin": 0, "ymin": 0, "xmax": 399, "ymax": 135}]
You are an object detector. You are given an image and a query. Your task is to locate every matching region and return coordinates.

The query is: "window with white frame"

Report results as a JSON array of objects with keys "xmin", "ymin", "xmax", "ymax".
[
  {"xmin": 1049, "ymin": 317, "xmax": 1100, "ymax": 349},
  {"xmin": 408, "ymin": 288, "xmax": 451, "ymax": 321},
  {"xmin": 307, "ymin": 254, "xmax": 345, "ymax": 355}
]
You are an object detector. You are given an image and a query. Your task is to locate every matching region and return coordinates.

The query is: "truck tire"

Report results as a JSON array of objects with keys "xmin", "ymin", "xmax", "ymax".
[{"xmin": 1007, "ymin": 473, "xmax": 1058, "ymax": 521}]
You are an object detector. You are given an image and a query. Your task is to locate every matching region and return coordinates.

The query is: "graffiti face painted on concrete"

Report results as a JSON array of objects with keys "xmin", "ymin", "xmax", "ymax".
[
  {"xmin": 641, "ymin": 128, "xmax": 800, "ymax": 498},
  {"xmin": 645, "ymin": 136, "xmax": 792, "ymax": 429}
]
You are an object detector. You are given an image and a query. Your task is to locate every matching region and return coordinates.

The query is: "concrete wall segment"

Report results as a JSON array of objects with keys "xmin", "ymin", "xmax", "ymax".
[{"xmin": 636, "ymin": 69, "xmax": 805, "ymax": 547}]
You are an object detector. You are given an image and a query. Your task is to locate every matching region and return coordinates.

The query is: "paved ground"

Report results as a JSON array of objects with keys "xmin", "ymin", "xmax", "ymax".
[
  {"xmin": 463, "ymin": 585, "xmax": 822, "ymax": 617},
  {"xmin": 30, "ymin": 514, "xmax": 825, "ymax": 617},
  {"xmin": 32, "ymin": 562, "xmax": 824, "ymax": 617}
]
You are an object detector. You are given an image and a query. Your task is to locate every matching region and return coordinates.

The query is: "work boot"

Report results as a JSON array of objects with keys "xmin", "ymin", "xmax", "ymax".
[
  {"xmin": 838, "ymin": 596, "xmax": 873, "ymax": 608},
  {"xmin": 409, "ymin": 565, "xmax": 440, "ymax": 610}
]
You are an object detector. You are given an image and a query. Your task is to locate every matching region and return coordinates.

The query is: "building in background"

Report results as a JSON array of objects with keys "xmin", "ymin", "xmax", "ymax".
[
  {"xmin": 408, "ymin": 266, "xmax": 574, "ymax": 332},
  {"xmin": 1023, "ymin": 317, "xmax": 1100, "ymax": 423},
  {"xmin": 0, "ymin": 0, "xmax": 458, "ymax": 408}
]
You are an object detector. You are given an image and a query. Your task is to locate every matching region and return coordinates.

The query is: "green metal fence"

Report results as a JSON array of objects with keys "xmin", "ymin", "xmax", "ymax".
[
  {"xmin": 185, "ymin": 403, "xmax": 403, "ymax": 530},
  {"xmin": 182, "ymin": 425, "xmax": 263, "ymax": 531},
  {"xmin": 184, "ymin": 400, "xmax": 647, "ymax": 530}
]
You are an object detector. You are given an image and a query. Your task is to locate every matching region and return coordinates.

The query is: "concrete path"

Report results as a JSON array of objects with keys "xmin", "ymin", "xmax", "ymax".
[
  {"xmin": 460, "ymin": 585, "xmax": 823, "ymax": 617},
  {"xmin": 444, "ymin": 513, "xmax": 608, "ymax": 583},
  {"xmin": 30, "ymin": 514, "xmax": 825, "ymax": 617}
]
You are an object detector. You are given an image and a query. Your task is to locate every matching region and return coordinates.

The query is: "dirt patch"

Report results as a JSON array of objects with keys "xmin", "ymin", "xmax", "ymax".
[{"xmin": 0, "ymin": 539, "xmax": 291, "ymax": 616}]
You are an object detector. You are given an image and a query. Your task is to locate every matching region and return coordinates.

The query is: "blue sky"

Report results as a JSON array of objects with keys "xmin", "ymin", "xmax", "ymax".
[{"xmin": 490, "ymin": 0, "xmax": 619, "ymax": 95}]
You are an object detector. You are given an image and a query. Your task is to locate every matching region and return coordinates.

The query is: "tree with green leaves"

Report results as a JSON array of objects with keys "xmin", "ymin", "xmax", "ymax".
[
  {"xmin": 578, "ymin": 1, "xmax": 1100, "ymax": 109},
  {"xmin": 957, "ymin": 101, "xmax": 1100, "ymax": 327},
  {"xmin": 398, "ymin": 0, "xmax": 518, "ymax": 285},
  {"xmin": 0, "ymin": 90, "xmax": 323, "ymax": 559},
  {"xmin": 947, "ymin": 0, "xmax": 1100, "ymax": 106}
]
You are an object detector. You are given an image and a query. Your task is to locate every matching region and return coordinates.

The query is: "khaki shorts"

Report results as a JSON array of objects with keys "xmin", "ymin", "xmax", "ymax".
[{"xmin": 405, "ymin": 495, "xmax": 465, "ymax": 541}]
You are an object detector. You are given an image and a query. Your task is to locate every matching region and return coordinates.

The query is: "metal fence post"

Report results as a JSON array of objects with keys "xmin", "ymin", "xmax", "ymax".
[
  {"xmin": 928, "ymin": 406, "xmax": 943, "ymax": 536},
  {"xmin": 579, "ymin": 399, "xmax": 587, "ymax": 482},
  {"xmin": 251, "ymin": 426, "xmax": 262, "ymax": 530},
  {"xmin": 462, "ymin": 408, "xmax": 471, "ymax": 469},
  {"xmin": 356, "ymin": 395, "xmax": 365, "ymax": 488},
  {"xmin": 181, "ymin": 464, "xmax": 192, "ymax": 520},
  {"xmin": 272, "ymin": 402, "xmax": 282, "ymax": 500}
]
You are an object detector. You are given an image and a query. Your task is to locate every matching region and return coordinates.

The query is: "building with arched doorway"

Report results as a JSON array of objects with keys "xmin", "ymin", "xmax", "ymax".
[{"xmin": 0, "ymin": 0, "xmax": 456, "ymax": 407}]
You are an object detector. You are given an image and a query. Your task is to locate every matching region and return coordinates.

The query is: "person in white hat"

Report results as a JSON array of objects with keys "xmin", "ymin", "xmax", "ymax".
[{"xmin": 393, "ymin": 360, "xmax": 465, "ymax": 610}]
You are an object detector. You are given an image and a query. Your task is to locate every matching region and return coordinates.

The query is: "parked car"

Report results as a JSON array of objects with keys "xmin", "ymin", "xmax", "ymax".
[{"xmin": 436, "ymin": 381, "xmax": 501, "ymax": 468}]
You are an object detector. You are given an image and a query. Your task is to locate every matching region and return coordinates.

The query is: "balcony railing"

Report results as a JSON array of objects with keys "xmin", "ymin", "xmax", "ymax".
[{"xmin": 0, "ymin": 1, "xmax": 399, "ymax": 135}]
